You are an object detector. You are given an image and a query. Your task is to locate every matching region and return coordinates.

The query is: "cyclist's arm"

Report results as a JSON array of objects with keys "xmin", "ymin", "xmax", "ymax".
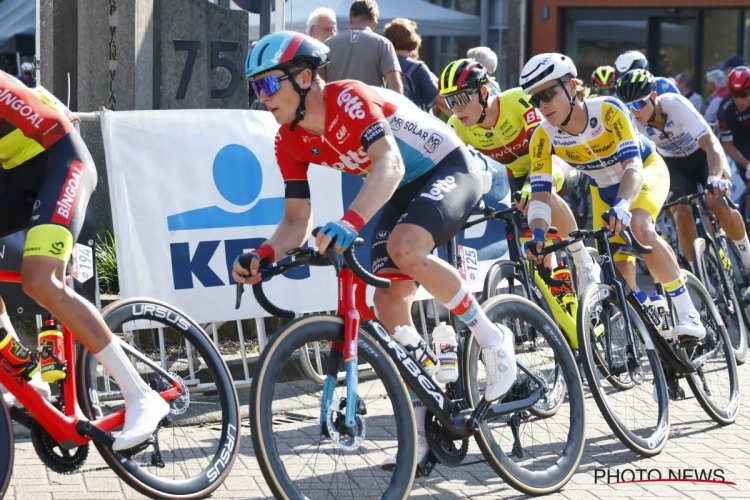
[
  {"xmin": 721, "ymin": 140, "xmax": 750, "ymax": 172},
  {"xmin": 698, "ymin": 133, "xmax": 730, "ymax": 178},
  {"xmin": 263, "ymin": 198, "xmax": 313, "ymax": 259},
  {"xmin": 613, "ymin": 162, "xmax": 643, "ymax": 205},
  {"xmin": 348, "ymin": 129, "xmax": 405, "ymax": 222},
  {"xmin": 528, "ymin": 127, "xmax": 553, "ymax": 233}
]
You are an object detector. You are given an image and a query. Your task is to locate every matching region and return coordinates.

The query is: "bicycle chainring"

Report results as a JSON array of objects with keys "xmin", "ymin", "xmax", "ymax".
[
  {"xmin": 424, "ymin": 411, "xmax": 468, "ymax": 467},
  {"xmin": 325, "ymin": 396, "xmax": 365, "ymax": 451},
  {"xmin": 151, "ymin": 372, "xmax": 190, "ymax": 416},
  {"xmin": 30, "ymin": 420, "xmax": 89, "ymax": 474}
]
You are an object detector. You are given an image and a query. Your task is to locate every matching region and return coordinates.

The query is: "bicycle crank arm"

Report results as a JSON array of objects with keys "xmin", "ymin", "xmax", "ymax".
[
  {"xmin": 464, "ymin": 386, "xmax": 545, "ymax": 432},
  {"xmin": 76, "ymin": 420, "xmax": 115, "ymax": 447}
]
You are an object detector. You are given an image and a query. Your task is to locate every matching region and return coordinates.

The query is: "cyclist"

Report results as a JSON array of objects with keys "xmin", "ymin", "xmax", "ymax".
[
  {"xmin": 519, "ymin": 53, "xmax": 705, "ymax": 342},
  {"xmin": 616, "ymin": 69, "xmax": 750, "ymax": 270},
  {"xmin": 614, "ymin": 50, "xmax": 679, "ymax": 95},
  {"xmin": 438, "ymin": 58, "xmax": 600, "ymax": 294},
  {"xmin": 718, "ymin": 66, "xmax": 750, "ymax": 191},
  {"xmin": 234, "ymin": 31, "xmax": 517, "ymax": 466},
  {"xmin": 0, "ymin": 70, "xmax": 169, "ymax": 451},
  {"xmin": 590, "ymin": 65, "xmax": 616, "ymax": 97}
]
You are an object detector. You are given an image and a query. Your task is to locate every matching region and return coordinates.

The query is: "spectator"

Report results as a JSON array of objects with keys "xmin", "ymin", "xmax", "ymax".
[
  {"xmin": 320, "ymin": 0, "xmax": 403, "ymax": 93},
  {"xmin": 16, "ymin": 62, "xmax": 36, "ymax": 88},
  {"xmin": 467, "ymin": 46, "xmax": 501, "ymax": 94},
  {"xmin": 383, "ymin": 18, "xmax": 450, "ymax": 115},
  {"xmin": 306, "ymin": 7, "xmax": 337, "ymax": 43},
  {"xmin": 723, "ymin": 54, "xmax": 746, "ymax": 77},
  {"xmin": 674, "ymin": 73, "xmax": 703, "ymax": 112},
  {"xmin": 704, "ymin": 69, "xmax": 729, "ymax": 124}
]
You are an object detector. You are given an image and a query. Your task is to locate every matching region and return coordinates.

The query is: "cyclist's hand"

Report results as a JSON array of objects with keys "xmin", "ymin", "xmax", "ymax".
[
  {"xmin": 608, "ymin": 198, "xmax": 632, "ymax": 236},
  {"xmin": 523, "ymin": 228, "xmax": 546, "ymax": 265},
  {"xmin": 707, "ymin": 175, "xmax": 731, "ymax": 196},
  {"xmin": 317, "ymin": 212, "xmax": 362, "ymax": 254},
  {"xmin": 516, "ymin": 183, "xmax": 532, "ymax": 215},
  {"xmin": 232, "ymin": 253, "xmax": 263, "ymax": 285}
]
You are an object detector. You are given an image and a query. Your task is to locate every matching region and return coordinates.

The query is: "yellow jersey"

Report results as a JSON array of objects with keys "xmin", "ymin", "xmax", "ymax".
[{"xmin": 448, "ymin": 87, "xmax": 542, "ymax": 179}]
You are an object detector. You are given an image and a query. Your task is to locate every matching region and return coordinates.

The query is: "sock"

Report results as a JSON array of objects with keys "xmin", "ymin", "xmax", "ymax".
[
  {"xmin": 663, "ymin": 276, "xmax": 695, "ymax": 317},
  {"xmin": 443, "ymin": 286, "xmax": 502, "ymax": 348},
  {"xmin": 0, "ymin": 312, "xmax": 18, "ymax": 341},
  {"xmin": 569, "ymin": 242, "xmax": 589, "ymax": 267},
  {"xmin": 95, "ymin": 340, "xmax": 153, "ymax": 407},
  {"xmin": 732, "ymin": 233, "xmax": 750, "ymax": 269},
  {"xmin": 409, "ymin": 388, "xmax": 426, "ymax": 434}
]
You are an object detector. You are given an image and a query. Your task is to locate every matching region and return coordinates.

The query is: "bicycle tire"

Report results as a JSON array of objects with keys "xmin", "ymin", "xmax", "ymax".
[
  {"xmin": 693, "ymin": 238, "xmax": 748, "ymax": 364},
  {"xmin": 578, "ymin": 284, "xmax": 670, "ymax": 456},
  {"xmin": 250, "ymin": 315, "xmax": 417, "ymax": 500},
  {"xmin": 484, "ymin": 260, "xmax": 529, "ymax": 300},
  {"xmin": 680, "ymin": 271, "xmax": 741, "ymax": 425},
  {"xmin": 463, "ymin": 295, "xmax": 585, "ymax": 495},
  {"xmin": 0, "ymin": 399, "xmax": 13, "ymax": 498},
  {"xmin": 76, "ymin": 298, "xmax": 241, "ymax": 500}
]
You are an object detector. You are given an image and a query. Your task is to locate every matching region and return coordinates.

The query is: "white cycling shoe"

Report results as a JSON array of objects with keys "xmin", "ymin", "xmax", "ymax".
[
  {"xmin": 481, "ymin": 324, "xmax": 517, "ymax": 402},
  {"xmin": 112, "ymin": 392, "xmax": 170, "ymax": 451},
  {"xmin": 672, "ymin": 311, "xmax": 706, "ymax": 343},
  {"xmin": 0, "ymin": 372, "xmax": 51, "ymax": 409},
  {"xmin": 381, "ymin": 433, "xmax": 429, "ymax": 472},
  {"xmin": 575, "ymin": 255, "xmax": 601, "ymax": 298}
]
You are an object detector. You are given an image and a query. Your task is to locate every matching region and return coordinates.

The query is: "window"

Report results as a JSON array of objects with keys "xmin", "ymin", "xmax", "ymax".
[
  {"xmin": 703, "ymin": 9, "xmax": 741, "ymax": 82},
  {"xmin": 745, "ymin": 10, "xmax": 750, "ymax": 62},
  {"xmin": 488, "ymin": 0, "xmax": 509, "ymax": 89},
  {"xmin": 435, "ymin": 0, "xmax": 458, "ymax": 75}
]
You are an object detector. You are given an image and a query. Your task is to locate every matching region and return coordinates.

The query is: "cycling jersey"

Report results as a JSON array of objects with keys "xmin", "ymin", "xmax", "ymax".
[
  {"xmin": 655, "ymin": 77, "xmax": 679, "ymax": 96},
  {"xmin": 276, "ymin": 80, "xmax": 464, "ymax": 194},
  {"xmin": 717, "ymin": 95, "xmax": 750, "ymax": 161},
  {"xmin": 0, "ymin": 71, "xmax": 76, "ymax": 170},
  {"xmin": 635, "ymin": 93, "xmax": 711, "ymax": 157},
  {"xmin": 446, "ymin": 88, "xmax": 541, "ymax": 179},
  {"xmin": 530, "ymin": 97, "xmax": 654, "ymax": 193}
]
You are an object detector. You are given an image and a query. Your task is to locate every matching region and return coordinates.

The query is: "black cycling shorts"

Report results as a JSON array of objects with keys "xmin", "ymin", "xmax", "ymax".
[
  {"xmin": 370, "ymin": 146, "xmax": 482, "ymax": 274},
  {"xmin": 0, "ymin": 132, "xmax": 97, "ymax": 262},
  {"xmin": 664, "ymin": 149, "xmax": 708, "ymax": 201}
]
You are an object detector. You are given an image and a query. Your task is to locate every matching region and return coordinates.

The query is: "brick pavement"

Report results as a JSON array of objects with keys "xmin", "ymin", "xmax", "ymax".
[{"xmin": 6, "ymin": 361, "xmax": 750, "ymax": 499}]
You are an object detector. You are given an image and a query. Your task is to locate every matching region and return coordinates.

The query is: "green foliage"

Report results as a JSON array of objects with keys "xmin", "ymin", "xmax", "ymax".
[{"xmin": 96, "ymin": 230, "xmax": 119, "ymax": 295}]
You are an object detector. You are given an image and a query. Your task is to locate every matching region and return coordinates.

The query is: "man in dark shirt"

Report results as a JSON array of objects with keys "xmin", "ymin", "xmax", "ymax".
[{"xmin": 718, "ymin": 66, "xmax": 750, "ymax": 186}]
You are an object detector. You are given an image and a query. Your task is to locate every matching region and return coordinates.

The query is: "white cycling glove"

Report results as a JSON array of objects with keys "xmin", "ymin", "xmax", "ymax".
[{"xmin": 706, "ymin": 175, "xmax": 731, "ymax": 193}]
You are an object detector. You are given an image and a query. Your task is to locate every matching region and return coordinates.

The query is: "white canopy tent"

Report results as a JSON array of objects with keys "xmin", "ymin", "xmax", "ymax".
[{"xmin": 240, "ymin": 0, "xmax": 481, "ymax": 40}]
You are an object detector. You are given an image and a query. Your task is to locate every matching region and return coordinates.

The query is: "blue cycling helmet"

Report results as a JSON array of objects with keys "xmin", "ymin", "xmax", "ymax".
[
  {"xmin": 246, "ymin": 31, "xmax": 329, "ymax": 80},
  {"xmin": 246, "ymin": 31, "xmax": 329, "ymax": 130}
]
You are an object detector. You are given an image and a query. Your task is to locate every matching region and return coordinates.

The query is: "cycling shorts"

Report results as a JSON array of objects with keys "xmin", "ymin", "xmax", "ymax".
[
  {"xmin": 591, "ymin": 152, "xmax": 669, "ymax": 263},
  {"xmin": 0, "ymin": 132, "xmax": 97, "ymax": 262},
  {"xmin": 370, "ymin": 147, "xmax": 482, "ymax": 274},
  {"xmin": 663, "ymin": 149, "xmax": 709, "ymax": 200}
]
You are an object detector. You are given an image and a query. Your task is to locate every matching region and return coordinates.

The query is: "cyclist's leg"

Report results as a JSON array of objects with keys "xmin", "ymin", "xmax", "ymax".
[
  {"xmin": 665, "ymin": 160, "xmax": 700, "ymax": 262},
  {"xmin": 387, "ymin": 147, "xmax": 515, "ymax": 401},
  {"xmin": 704, "ymin": 182, "xmax": 750, "ymax": 269},
  {"xmin": 19, "ymin": 132, "xmax": 169, "ymax": 450}
]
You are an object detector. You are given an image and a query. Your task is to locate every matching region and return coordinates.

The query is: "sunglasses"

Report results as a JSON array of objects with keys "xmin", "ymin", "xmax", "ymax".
[
  {"xmin": 627, "ymin": 97, "xmax": 651, "ymax": 111},
  {"xmin": 251, "ymin": 69, "xmax": 305, "ymax": 98},
  {"xmin": 731, "ymin": 90, "xmax": 750, "ymax": 99},
  {"xmin": 529, "ymin": 83, "xmax": 562, "ymax": 108},
  {"xmin": 443, "ymin": 89, "xmax": 479, "ymax": 109}
]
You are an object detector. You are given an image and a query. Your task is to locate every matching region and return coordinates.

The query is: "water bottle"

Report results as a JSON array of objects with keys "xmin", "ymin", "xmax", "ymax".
[
  {"xmin": 0, "ymin": 328, "xmax": 38, "ymax": 381},
  {"xmin": 550, "ymin": 263, "xmax": 573, "ymax": 298},
  {"xmin": 432, "ymin": 322, "xmax": 458, "ymax": 383},
  {"xmin": 393, "ymin": 325, "xmax": 440, "ymax": 377},
  {"xmin": 650, "ymin": 291, "xmax": 673, "ymax": 338},
  {"xmin": 38, "ymin": 320, "xmax": 66, "ymax": 383}
]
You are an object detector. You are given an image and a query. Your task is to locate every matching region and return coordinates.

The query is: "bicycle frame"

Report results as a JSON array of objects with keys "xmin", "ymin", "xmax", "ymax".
[
  {"xmin": 688, "ymin": 199, "xmax": 738, "ymax": 301},
  {"xmin": 0, "ymin": 270, "xmax": 182, "ymax": 448}
]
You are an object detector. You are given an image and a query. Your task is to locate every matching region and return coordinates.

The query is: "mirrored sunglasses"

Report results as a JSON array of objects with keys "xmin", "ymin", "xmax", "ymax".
[
  {"xmin": 731, "ymin": 90, "xmax": 750, "ymax": 99},
  {"xmin": 529, "ymin": 83, "xmax": 562, "ymax": 108},
  {"xmin": 444, "ymin": 89, "xmax": 478, "ymax": 109},
  {"xmin": 627, "ymin": 97, "xmax": 650, "ymax": 111}
]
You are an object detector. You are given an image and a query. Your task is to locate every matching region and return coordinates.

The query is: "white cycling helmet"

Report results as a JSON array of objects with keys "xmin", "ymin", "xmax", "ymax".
[
  {"xmin": 21, "ymin": 62, "xmax": 34, "ymax": 73},
  {"xmin": 614, "ymin": 50, "xmax": 648, "ymax": 78},
  {"xmin": 519, "ymin": 53, "xmax": 577, "ymax": 94}
]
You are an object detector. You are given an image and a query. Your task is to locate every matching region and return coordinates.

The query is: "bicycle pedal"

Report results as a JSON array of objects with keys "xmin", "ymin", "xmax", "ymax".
[
  {"xmin": 677, "ymin": 335, "xmax": 699, "ymax": 349},
  {"xmin": 417, "ymin": 451, "xmax": 438, "ymax": 478}
]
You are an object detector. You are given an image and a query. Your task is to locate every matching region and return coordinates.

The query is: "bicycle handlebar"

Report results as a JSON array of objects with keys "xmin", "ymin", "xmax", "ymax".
[
  {"xmin": 663, "ymin": 190, "xmax": 738, "ymax": 211},
  {"xmin": 234, "ymin": 227, "xmax": 390, "ymax": 317}
]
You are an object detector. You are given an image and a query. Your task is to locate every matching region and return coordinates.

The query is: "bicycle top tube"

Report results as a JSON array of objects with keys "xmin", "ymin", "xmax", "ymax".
[{"xmin": 0, "ymin": 271, "xmax": 21, "ymax": 283}]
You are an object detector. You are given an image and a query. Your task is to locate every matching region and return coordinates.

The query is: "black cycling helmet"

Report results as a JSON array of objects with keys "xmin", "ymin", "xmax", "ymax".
[
  {"xmin": 439, "ymin": 59, "xmax": 491, "ymax": 123},
  {"xmin": 615, "ymin": 69, "xmax": 656, "ymax": 103}
]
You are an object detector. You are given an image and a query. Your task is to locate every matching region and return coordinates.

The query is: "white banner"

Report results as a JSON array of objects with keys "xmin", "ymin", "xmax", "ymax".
[{"xmin": 101, "ymin": 109, "xmax": 510, "ymax": 323}]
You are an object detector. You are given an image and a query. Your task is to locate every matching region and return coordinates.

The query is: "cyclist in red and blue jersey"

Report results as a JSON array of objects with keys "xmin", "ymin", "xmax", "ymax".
[{"xmin": 233, "ymin": 31, "xmax": 517, "ymax": 467}]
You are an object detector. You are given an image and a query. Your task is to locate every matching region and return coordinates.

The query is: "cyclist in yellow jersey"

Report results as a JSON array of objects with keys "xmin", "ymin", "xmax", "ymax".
[
  {"xmin": 439, "ymin": 58, "xmax": 600, "ymax": 293},
  {"xmin": 590, "ymin": 65, "xmax": 616, "ymax": 98},
  {"xmin": 519, "ymin": 53, "xmax": 705, "ymax": 342}
]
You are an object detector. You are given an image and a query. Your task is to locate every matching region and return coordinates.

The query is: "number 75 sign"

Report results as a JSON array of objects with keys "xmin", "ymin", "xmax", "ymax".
[{"xmin": 173, "ymin": 40, "xmax": 242, "ymax": 100}]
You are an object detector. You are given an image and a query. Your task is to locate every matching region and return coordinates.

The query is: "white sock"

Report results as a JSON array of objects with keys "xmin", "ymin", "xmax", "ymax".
[
  {"xmin": 664, "ymin": 276, "xmax": 695, "ymax": 317},
  {"xmin": 569, "ymin": 242, "xmax": 589, "ymax": 267},
  {"xmin": 95, "ymin": 339, "xmax": 153, "ymax": 407},
  {"xmin": 732, "ymin": 233, "xmax": 750, "ymax": 269},
  {"xmin": 409, "ymin": 389, "xmax": 426, "ymax": 434},
  {"xmin": 0, "ymin": 312, "xmax": 18, "ymax": 341},
  {"xmin": 443, "ymin": 286, "xmax": 502, "ymax": 348}
]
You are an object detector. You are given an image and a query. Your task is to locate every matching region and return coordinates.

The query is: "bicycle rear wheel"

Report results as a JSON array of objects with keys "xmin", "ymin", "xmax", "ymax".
[
  {"xmin": 693, "ymin": 237, "xmax": 748, "ymax": 364},
  {"xmin": 578, "ymin": 284, "xmax": 670, "ymax": 456},
  {"xmin": 0, "ymin": 399, "xmax": 13, "ymax": 498},
  {"xmin": 249, "ymin": 315, "xmax": 417, "ymax": 500},
  {"xmin": 679, "ymin": 271, "xmax": 741, "ymax": 425},
  {"xmin": 77, "ymin": 298, "xmax": 240, "ymax": 499},
  {"xmin": 463, "ymin": 295, "xmax": 585, "ymax": 495}
]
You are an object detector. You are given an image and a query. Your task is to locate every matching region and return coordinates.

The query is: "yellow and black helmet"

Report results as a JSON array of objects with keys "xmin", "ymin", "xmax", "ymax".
[
  {"xmin": 592, "ymin": 65, "xmax": 616, "ymax": 88},
  {"xmin": 615, "ymin": 69, "xmax": 656, "ymax": 103},
  {"xmin": 439, "ymin": 59, "xmax": 489, "ymax": 96}
]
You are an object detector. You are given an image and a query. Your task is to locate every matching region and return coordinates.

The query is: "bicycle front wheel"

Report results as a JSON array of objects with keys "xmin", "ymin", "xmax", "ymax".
[
  {"xmin": 77, "ymin": 298, "xmax": 241, "ymax": 499},
  {"xmin": 464, "ymin": 295, "xmax": 585, "ymax": 495},
  {"xmin": 578, "ymin": 284, "xmax": 670, "ymax": 456},
  {"xmin": 250, "ymin": 315, "xmax": 417, "ymax": 500}
]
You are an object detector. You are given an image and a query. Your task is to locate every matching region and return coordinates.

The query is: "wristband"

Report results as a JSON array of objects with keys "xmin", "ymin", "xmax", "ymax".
[
  {"xmin": 532, "ymin": 228, "xmax": 546, "ymax": 241},
  {"xmin": 254, "ymin": 244, "xmax": 275, "ymax": 265},
  {"xmin": 341, "ymin": 210, "xmax": 365, "ymax": 232}
]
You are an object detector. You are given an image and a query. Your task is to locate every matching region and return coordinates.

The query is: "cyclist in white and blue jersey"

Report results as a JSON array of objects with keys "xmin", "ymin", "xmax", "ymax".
[{"xmin": 614, "ymin": 50, "xmax": 679, "ymax": 96}]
